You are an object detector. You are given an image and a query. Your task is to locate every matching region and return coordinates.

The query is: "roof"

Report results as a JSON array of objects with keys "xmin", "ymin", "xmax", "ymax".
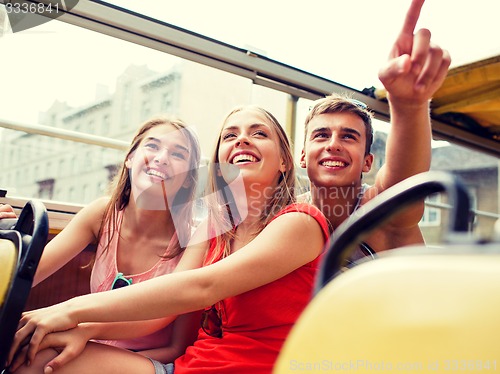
[
  {"xmin": 431, "ymin": 55, "xmax": 500, "ymax": 143},
  {"xmin": 375, "ymin": 55, "xmax": 500, "ymax": 157}
]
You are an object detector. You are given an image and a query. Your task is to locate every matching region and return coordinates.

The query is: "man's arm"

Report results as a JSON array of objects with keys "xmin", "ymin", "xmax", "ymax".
[{"xmin": 372, "ymin": 0, "xmax": 451, "ymax": 227}]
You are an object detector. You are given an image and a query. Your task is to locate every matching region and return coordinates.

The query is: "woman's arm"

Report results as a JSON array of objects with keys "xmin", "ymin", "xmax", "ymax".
[
  {"xmin": 137, "ymin": 311, "xmax": 201, "ymax": 362},
  {"xmin": 12, "ymin": 210, "xmax": 326, "ymax": 362},
  {"xmin": 9, "ymin": 236, "xmax": 207, "ymax": 370},
  {"xmin": 77, "ymin": 210, "xmax": 325, "ymax": 319},
  {"xmin": 33, "ymin": 197, "xmax": 108, "ymax": 286}
]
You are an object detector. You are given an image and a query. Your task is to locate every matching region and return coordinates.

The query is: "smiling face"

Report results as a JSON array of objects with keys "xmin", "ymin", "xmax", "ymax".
[
  {"xmin": 301, "ymin": 112, "xmax": 373, "ymax": 189},
  {"xmin": 217, "ymin": 108, "xmax": 287, "ymax": 191},
  {"xmin": 126, "ymin": 124, "xmax": 192, "ymax": 206}
]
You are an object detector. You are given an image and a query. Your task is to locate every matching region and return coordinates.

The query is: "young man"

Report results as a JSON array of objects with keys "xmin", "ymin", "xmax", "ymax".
[{"xmin": 300, "ymin": 0, "xmax": 451, "ymax": 253}]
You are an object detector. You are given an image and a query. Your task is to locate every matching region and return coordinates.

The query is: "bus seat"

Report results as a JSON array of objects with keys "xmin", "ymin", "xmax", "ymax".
[
  {"xmin": 0, "ymin": 200, "xmax": 48, "ymax": 372},
  {"xmin": 0, "ymin": 218, "xmax": 17, "ymax": 231},
  {"xmin": 274, "ymin": 246, "xmax": 500, "ymax": 373}
]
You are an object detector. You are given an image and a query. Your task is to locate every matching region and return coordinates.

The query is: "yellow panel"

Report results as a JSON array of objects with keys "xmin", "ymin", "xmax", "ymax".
[
  {"xmin": 378, "ymin": 55, "xmax": 500, "ymax": 134},
  {"xmin": 0, "ymin": 239, "xmax": 18, "ymax": 306},
  {"xmin": 275, "ymin": 251, "xmax": 500, "ymax": 373}
]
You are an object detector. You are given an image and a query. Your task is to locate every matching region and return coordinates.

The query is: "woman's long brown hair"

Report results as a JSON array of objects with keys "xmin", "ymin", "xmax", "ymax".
[{"xmin": 96, "ymin": 116, "xmax": 201, "ymax": 260}]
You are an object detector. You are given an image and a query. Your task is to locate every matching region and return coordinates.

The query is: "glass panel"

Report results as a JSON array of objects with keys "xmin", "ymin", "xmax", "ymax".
[
  {"xmin": 102, "ymin": 0, "xmax": 500, "ymax": 89},
  {"xmin": 0, "ymin": 16, "xmax": 290, "ymax": 205},
  {"xmin": 425, "ymin": 142, "xmax": 499, "ymax": 242},
  {"xmin": 0, "ymin": 5, "xmax": 498, "ymax": 244},
  {"xmin": 0, "ymin": 129, "xmax": 126, "ymax": 204},
  {"xmin": 292, "ymin": 97, "xmax": 499, "ymax": 245}
]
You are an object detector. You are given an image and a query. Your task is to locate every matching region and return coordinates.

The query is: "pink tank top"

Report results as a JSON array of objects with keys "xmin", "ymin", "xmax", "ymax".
[{"xmin": 90, "ymin": 209, "xmax": 182, "ymax": 351}]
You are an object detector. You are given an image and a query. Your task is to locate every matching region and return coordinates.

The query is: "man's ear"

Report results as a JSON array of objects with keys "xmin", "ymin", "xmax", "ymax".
[
  {"xmin": 362, "ymin": 153, "xmax": 374, "ymax": 173},
  {"xmin": 299, "ymin": 149, "xmax": 306, "ymax": 168}
]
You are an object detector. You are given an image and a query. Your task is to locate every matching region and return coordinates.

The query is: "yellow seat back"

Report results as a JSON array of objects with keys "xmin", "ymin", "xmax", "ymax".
[
  {"xmin": 0, "ymin": 239, "xmax": 18, "ymax": 306},
  {"xmin": 275, "ymin": 246, "xmax": 500, "ymax": 373},
  {"xmin": 0, "ymin": 200, "xmax": 49, "ymax": 371}
]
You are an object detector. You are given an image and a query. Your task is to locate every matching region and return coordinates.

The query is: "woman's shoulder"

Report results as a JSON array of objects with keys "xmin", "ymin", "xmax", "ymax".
[
  {"xmin": 86, "ymin": 196, "xmax": 111, "ymax": 212},
  {"xmin": 272, "ymin": 202, "xmax": 324, "ymax": 218},
  {"xmin": 76, "ymin": 196, "xmax": 113, "ymax": 232},
  {"xmin": 72, "ymin": 196, "xmax": 110, "ymax": 223},
  {"xmin": 270, "ymin": 203, "xmax": 329, "ymax": 238}
]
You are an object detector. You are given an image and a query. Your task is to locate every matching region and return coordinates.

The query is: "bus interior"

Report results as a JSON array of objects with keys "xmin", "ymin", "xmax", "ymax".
[{"xmin": 0, "ymin": 0, "xmax": 499, "ymax": 370}]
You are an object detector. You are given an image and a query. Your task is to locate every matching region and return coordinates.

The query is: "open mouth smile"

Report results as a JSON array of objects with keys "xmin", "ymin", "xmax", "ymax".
[
  {"xmin": 320, "ymin": 160, "xmax": 347, "ymax": 168},
  {"xmin": 230, "ymin": 152, "xmax": 260, "ymax": 164},
  {"xmin": 146, "ymin": 169, "xmax": 168, "ymax": 180}
]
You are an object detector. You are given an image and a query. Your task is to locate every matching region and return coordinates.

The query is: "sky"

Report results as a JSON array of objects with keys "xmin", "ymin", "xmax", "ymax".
[
  {"xmin": 1, "ymin": 0, "xmax": 499, "ymax": 124},
  {"xmin": 117, "ymin": 0, "xmax": 500, "ymax": 84}
]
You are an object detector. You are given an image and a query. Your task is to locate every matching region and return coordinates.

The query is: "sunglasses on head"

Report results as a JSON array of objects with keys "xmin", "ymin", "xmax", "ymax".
[
  {"xmin": 309, "ymin": 97, "xmax": 368, "ymax": 111},
  {"xmin": 111, "ymin": 272, "xmax": 133, "ymax": 290},
  {"xmin": 201, "ymin": 303, "xmax": 223, "ymax": 338},
  {"xmin": 348, "ymin": 98, "xmax": 368, "ymax": 109}
]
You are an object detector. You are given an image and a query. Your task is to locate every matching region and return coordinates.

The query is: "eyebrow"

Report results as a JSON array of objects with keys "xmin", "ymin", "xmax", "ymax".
[
  {"xmin": 341, "ymin": 127, "xmax": 362, "ymax": 138},
  {"xmin": 145, "ymin": 136, "xmax": 190, "ymax": 153},
  {"xmin": 223, "ymin": 123, "xmax": 269, "ymax": 132},
  {"xmin": 310, "ymin": 126, "xmax": 362, "ymax": 138}
]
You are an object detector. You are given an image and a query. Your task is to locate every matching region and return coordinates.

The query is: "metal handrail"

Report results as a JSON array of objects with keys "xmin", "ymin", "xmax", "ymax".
[
  {"xmin": 11, "ymin": 0, "xmax": 497, "ymax": 158},
  {"xmin": 1, "ymin": 119, "xmax": 498, "ymax": 221},
  {"xmin": 425, "ymin": 201, "xmax": 500, "ymax": 220},
  {"xmin": 0, "ymin": 118, "xmax": 128, "ymax": 151}
]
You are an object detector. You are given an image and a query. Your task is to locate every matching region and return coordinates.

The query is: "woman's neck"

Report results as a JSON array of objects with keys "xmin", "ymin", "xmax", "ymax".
[{"xmin": 124, "ymin": 196, "xmax": 175, "ymax": 238}]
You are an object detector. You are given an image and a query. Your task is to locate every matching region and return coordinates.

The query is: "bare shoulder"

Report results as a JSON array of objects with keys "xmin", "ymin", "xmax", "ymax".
[
  {"xmin": 70, "ymin": 196, "xmax": 111, "ymax": 232},
  {"xmin": 81, "ymin": 196, "xmax": 110, "ymax": 216}
]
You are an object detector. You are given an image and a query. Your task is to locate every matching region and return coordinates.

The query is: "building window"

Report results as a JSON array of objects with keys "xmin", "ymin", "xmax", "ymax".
[
  {"xmin": 83, "ymin": 183, "xmax": 91, "ymax": 203},
  {"xmin": 68, "ymin": 187, "xmax": 75, "ymax": 202},
  {"xmin": 142, "ymin": 100, "xmax": 151, "ymax": 120},
  {"xmin": 420, "ymin": 193, "xmax": 441, "ymax": 227},
  {"xmin": 85, "ymin": 151, "xmax": 92, "ymax": 171},
  {"xmin": 161, "ymin": 92, "xmax": 172, "ymax": 112},
  {"xmin": 59, "ymin": 158, "xmax": 66, "ymax": 177},
  {"xmin": 38, "ymin": 178, "xmax": 55, "ymax": 200},
  {"xmin": 102, "ymin": 115, "xmax": 110, "ymax": 135}
]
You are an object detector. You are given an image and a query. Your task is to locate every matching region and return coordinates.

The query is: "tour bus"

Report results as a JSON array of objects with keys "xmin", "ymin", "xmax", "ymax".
[{"xmin": 0, "ymin": 1, "xmax": 499, "ymax": 371}]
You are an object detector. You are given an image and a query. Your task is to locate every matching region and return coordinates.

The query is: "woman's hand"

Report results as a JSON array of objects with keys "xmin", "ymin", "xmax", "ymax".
[
  {"xmin": 8, "ymin": 325, "xmax": 92, "ymax": 373},
  {"xmin": 0, "ymin": 203, "xmax": 17, "ymax": 219},
  {"xmin": 8, "ymin": 301, "xmax": 79, "ymax": 368}
]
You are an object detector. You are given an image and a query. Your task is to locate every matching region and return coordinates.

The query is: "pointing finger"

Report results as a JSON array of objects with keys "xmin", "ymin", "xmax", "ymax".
[{"xmin": 400, "ymin": 0, "xmax": 425, "ymax": 37}]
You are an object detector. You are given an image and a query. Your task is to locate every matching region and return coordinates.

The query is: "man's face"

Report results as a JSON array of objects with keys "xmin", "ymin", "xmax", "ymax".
[{"xmin": 301, "ymin": 112, "xmax": 373, "ymax": 189}]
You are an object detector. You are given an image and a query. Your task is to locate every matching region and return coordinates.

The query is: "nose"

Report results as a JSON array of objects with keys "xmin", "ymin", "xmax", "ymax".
[
  {"xmin": 235, "ymin": 133, "xmax": 250, "ymax": 147},
  {"xmin": 326, "ymin": 135, "xmax": 342, "ymax": 152},
  {"xmin": 153, "ymin": 148, "xmax": 170, "ymax": 165}
]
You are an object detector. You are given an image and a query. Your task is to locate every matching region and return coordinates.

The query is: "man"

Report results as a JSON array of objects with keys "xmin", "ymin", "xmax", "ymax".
[{"xmin": 300, "ymin": 0, "xmax": 451, "ymax": 253}]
